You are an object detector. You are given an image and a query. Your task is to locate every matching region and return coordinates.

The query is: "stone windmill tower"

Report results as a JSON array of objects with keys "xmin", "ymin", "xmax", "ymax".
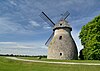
[{"xmin": 40, "ymin": 11, "xmax": 78, "ymax": 60}]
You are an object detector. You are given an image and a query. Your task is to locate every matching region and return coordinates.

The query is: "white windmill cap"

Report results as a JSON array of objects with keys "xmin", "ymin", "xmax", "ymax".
[{"xmin": 53, "ymin": 20, "xmax": 72, "ymax": 31}]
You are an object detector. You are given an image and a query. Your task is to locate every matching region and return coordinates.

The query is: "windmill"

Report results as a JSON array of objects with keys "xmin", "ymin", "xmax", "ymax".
[{"xmin": 40, "ymin": 11, "xmax": 78, "ymax": 60}]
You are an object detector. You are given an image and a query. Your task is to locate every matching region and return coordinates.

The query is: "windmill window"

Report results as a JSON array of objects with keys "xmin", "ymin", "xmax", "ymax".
[
  {"xmin": 59, "ymin": 36, "xmax": 62, "ymax": 40},
  {"xmin": 60, "ymin": 24, "xmax": 62, "ymax": 26},
  {"xmin": 60, "ymin": 53, "xmax": 63, "ymax": 56}
]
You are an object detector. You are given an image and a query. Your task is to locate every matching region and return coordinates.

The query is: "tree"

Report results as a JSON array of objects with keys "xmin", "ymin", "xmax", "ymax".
[{"xmin": 79, "ymin": 15, "xmax": 100, "ymax": 60}]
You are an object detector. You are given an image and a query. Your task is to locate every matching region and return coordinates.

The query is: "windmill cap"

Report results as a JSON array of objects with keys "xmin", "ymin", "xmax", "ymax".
[{"xmin": 53, "ymin": 20, "xmax": 72, "ymax": 31}]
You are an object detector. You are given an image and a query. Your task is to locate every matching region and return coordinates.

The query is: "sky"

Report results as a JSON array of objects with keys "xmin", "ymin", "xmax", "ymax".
[{"xmin": 0, "ymin": 0, "xmax": 100, "ymax": 56}]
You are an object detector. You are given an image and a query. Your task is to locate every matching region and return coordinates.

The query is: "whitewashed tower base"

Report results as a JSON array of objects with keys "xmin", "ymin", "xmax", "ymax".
[{"xmin": 47, "ymin": 20, "xmax": 78, "ymax": 60}]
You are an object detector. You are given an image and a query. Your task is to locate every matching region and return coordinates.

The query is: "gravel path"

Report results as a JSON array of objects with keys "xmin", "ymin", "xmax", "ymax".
[{"xmin": 6, "ymin": 57, "xmax": 100, "ymax": 66}]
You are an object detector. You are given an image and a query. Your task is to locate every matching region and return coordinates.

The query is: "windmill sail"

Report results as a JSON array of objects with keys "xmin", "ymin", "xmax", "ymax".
[
  {"xmin": 60, "ymin": 11, "xmax": 70, "ymax": 20},
  {"xmin": 40, "ymin": 12, "xmax": 55, "ymax": 27},
  {"xmin": 45, "ymin": 32, "xmax": 54, "ymax": 46}
]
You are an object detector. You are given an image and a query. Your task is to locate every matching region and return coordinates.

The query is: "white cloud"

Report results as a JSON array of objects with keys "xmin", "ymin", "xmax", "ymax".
[
  {"xmin": 9, "ymin": 0, "xmax": 17, "ymax": 6},
  {"xmin": 29, "ymin": 20, "xmax": 40, "ymax": 27},
  {"xmin": 71, "ymin": 16, "xmax": 94, "ymax": 28},
  {"xmin": 43, "ymin": 26, "xmax": 51, "ymax": 29},
  {"xmin": 0, "ymin": 17, "xmax": 22, "ymax": 34},
  {"xmin": 0, "ymin": 42, "xmax": 34, "ymax": 49},
  {"xmin": 0, "ymin": 41, "xmax": 47, "ymax": 55},
  {"xmin": 0, "ymin": 17, "xmax": 37, "ymax": 34},
  {"xmin": 0, "ymin": 41, "xmax": 47, "ymax": 49},
  {"xmin": 0, "ymin": 42, "xmax": 16, "ymax": 45},
  {"xmin": 71, "ymin": 29, "xmax": 83, "ymax": 56}
]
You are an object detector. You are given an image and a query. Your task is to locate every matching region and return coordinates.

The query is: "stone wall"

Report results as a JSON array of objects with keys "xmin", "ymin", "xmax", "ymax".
[{"xmin": 47, "ymin": 28, "xmax": 78, "ymax": 60}]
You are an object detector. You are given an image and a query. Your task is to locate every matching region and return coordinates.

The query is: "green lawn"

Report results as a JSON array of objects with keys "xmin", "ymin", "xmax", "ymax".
[
  {"xmin": 0, "ymin": 56, "xmax": 100, "ymax": 71},
  {"xmin": 18, "ymin": 56, "xmax": 100, "ymax": 63}
]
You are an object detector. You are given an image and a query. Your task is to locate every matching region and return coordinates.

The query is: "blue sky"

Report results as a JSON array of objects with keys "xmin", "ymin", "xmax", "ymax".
[{"xmin": 0, "ymin": 0, "xmax": 100, "ymax": 55}]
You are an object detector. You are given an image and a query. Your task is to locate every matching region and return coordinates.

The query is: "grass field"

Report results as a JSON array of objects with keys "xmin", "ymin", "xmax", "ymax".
[
  {"xmin": 0, "ymin": 56, "xmax": 100, "ymax": 71},
  {"xmin": 18, "ymin": 56, "xmax": 100, "ymax": 63}
]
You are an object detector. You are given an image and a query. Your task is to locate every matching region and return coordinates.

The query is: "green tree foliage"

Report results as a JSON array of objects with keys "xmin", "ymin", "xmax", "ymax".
[{"xmin": 79, "ymin": 15, "xmax": 100, "ymax": 60}]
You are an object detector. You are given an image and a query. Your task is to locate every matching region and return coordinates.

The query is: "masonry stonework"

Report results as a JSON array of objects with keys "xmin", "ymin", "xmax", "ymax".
[{"xmin": 47, "ymin": 23, "xmax": 78, "ymax": 60}]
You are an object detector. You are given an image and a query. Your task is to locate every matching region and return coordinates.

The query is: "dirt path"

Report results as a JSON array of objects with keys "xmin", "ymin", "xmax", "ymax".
[{"xmin": 6, "ymin": 57, "xmax": 100, "ymax": 66}]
